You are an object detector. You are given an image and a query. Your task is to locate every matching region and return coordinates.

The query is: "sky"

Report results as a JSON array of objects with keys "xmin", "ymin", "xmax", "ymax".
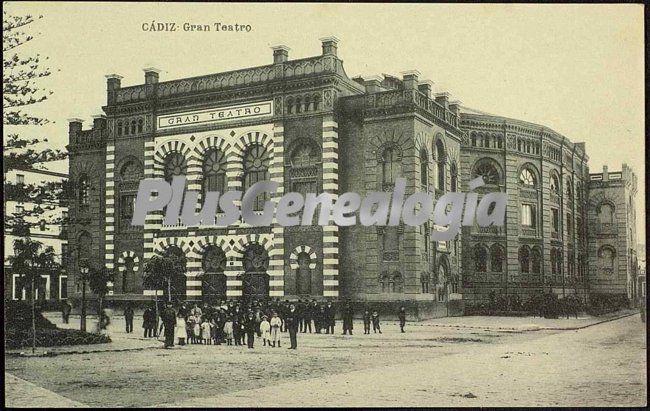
[{"xmin": 5, "ymin": 2, "xmax": 645, "ymax": 239}]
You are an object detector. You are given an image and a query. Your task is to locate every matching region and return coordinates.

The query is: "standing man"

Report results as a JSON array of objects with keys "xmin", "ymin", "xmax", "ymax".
[
  {"xmin": 398, "ymin": 306, "xmax": 407, "ymax": 333},
  {"xmin": 124, "ymin": 303, "xmax": 134, "ymax": 334},
  {"xmin": 303, "ymin": 299, "xmax": 314, "ymax": 333},
  {"xmin": 61, "ymin": 300, "xmax": 72, "ymax": 324},
  {"xmin": 285, "ymin": 303, "xmax": 299, "ymax": 349},
  {"xmin": 324, "ymin": 300, "xmax": 335, "ymax": 334},
  {"xmin": 161, "ymin": 302, "xmax": 177, "ymax": 348},
  {"xmin": 342, "ymin": 302, "xmax": 354, "ymax": 335}
]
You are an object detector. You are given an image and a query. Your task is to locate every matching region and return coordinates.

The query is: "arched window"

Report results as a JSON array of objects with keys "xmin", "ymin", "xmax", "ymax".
[
  {"xmin": 473, "ymin": 160, "xmax": 500, "ymax": 185},
  {"xmin": 519, "ymin": 168, "xmax": 536, "ymax": 187},
  {"xmin": 531, "ymin": 247, "xmax": 541, "ymax": 274},
  {"xmin": 202, "ymin": 148, "xmax": 227, "ymax": 196},
  {"xmin": 450, "ymin": 162, "xmax": 458, "ymax": 192},
  {"xmin": 435, "ymin": 139, "xmax": 445, "ymax": 190},
  {"xmin": 290, "ymin": 141, "xmax": 320, "ymax": 195},
  {"xmin": 598, "ymin": 203, "xmax": 615, "ymax": 224},
  {"xmin": 118, "ymin": 160, "xmax": 143, "ymax": 229},
  {"xmin": 202, "ymin": 245, "xmax": 227, "ymax": 303},
  {"xmin": 550, "ymin": 173, "xmax": 560, "ymax": 194},
  {"xmin": 78, "ymin": 174, "xmax": 90, "ymax": 207},
  {"xmin": 286, "ymin": 97, "xmax": 294, "ymax": 115},
  {"xmin": 474, "ymin": 244, "xmax": 488, "ymax": 272},
  {"xmin": 598, "ymin": 246, "xmax": 616, "ymax": 274},
  {"xmin": 130, "ymin": 120, "xmax": 137, "ymax": 135},
  {"xmin": 379, "ymin": 273, "xmax": 388, "ymax": 293},
  {"xmin": 381, "ymin": 146, "xmax": 401, "ymax": 186},
  {"xmin": 243, "ymin": 144, "xmax": 271, "ymax": 211},
  {"xmin": 490, "ymin": 243, "xmax": 504, "ymax": 272},
  {"xmin": 519, "ymin": 245, "xmax": 530, "ymax": 274},
  {"xmin": 137, "ymin": 118, "xmax": 144, "ymax": 133},
  {"xmin": 576, "ymin": 182, "xmax": 583, "ymax": 203},
  {"xmin": 437, "ymin": 262, "xmax": 448, "ymax": 302},
  {"xmin": 312, "ymin": 94, "xmax": 320, "ymax": 111},
  {"xmin": 163, "ymin": 152, "xmax": 188, "ymax": 183},
  {"xmin": 420, "ymin": 148, "xmax": 428, "ymax": 190},
  {"xmin": 392, "ymin": 272, "xmax": 403, "ymax": 293},
  {"xmin": 77, "ymin": 231, "xmax": 92, "ymax": 267},
  {"xmin": 566, "ymin": 180, "xmax": 573, "ymax": 203},
  {"xmin": 117, "ymin": 121, "xmax": 123, "ymax": 136},
  {"xmin": 471, "ymin": 132, "xmax": 477, "ymax": 147},
  {"xmin": 420, "ymin": 272, "xmax": 430, "ymax": 293}
]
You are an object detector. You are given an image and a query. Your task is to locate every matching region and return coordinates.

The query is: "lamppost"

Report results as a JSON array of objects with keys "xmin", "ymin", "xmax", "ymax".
[
  {"xmin": 24, "ymin": 257, "xmax": 36, "ymax": 354},
  {"xmin": 80, "ymin": 264, "xmax": 89, "ymax": 332}
]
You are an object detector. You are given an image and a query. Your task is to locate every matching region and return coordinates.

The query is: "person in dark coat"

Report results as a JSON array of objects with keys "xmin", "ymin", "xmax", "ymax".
[
  {"xmin": 61, "ymin": 300, "xmax": 72, "ymax": 324},
  {"xmin": 371, "ymin": 310, "xmax": 382, "ymax": 334},
  {"xmin": 124, "ymin": 303, "xmax": 135, "ymax": 333},
  {"xmin": 398, "ymin": 306, "xmax": 407, "ymax": 333},
  {"xmin": 160, "ymin": 303, "xmax": 177, "ymax": 348},
  {"xmin": 244, "ymin": 312, "xmax": 257, "ymax": 348},
  {"xmin": 285, "ymin": 303, "xmax": 299, "ymax": 349},
  {"xmin": 142, "ymin": 306, "xmax": 156, "ymax": 338},
  {"xmin": 342, "ymin": 302, "xmax": 354, "ymax": 335},
  {"xmin": 297, "ymin": 299, "xmax": 305, "ymax": 333},
  {"xmin": 315, "ymin": 304, "xmax": 325, "ymax": 334},
  {"xmin": 324, "ymin": 301, "xmax": 335, "ymax": 334},
  {"xmin": 363, "ymin": 308, "xmax": 371, "ymax": 334}
]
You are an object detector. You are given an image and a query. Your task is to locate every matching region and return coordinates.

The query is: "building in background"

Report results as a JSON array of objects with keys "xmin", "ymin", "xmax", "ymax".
[
  {"xmin": 4, "ymin": 160, "xmax": 69, "ymax": 303},
  {"xmin": 587, "ymin": 165, "xmax": 639, "ymax": 303},
  {"xmin": 458, "ymin": 111, "xmax": 590, "ymax": 304}
]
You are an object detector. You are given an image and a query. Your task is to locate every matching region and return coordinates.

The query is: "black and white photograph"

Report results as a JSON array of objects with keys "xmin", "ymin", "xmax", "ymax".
[{"xmin": 3, "ymin": 2, "xmax": 646, "ymax": 408}]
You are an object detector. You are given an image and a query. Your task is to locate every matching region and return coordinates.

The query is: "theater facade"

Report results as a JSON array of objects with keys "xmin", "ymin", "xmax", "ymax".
[{"xmin": 65, "ymin": 37, "xmax": 638, "ymax": 317}]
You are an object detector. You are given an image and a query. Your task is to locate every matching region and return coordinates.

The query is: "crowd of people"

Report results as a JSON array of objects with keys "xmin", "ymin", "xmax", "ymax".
[{"xmin": 134, "ymin": 299, "xmax": 408, "ymax": 350}]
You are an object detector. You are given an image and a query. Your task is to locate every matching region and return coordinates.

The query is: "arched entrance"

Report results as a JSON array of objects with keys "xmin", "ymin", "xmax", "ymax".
[
  {"xmin": 241, "ymin": 243, "xmax": 269, "ymax": 301},
  {"xmin": 163, "ymin": 246, "xmax": 187, "ymax": 302},
  {"xmin": 201, "ymin": 245, "xmax": 227, "ymax": 304},
  {"xmin": 436, "ymin": 256, "xmax": 449, "ymax": 302},
  {"xmin": 296, "ymin": 252, "xmax": 312, "ymax": 295}
]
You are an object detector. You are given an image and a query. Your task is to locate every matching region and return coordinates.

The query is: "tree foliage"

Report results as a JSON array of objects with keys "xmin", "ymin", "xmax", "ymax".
[
  {"xmin": 143, "ymin": 253, "xmax": 187, "ymax": 302},
  {"xmin": 3, "ymin": 9, "xmax": 68, "ymax": 234},
  {"xmin": 7, "ymin": 237, "xmax": 60, "ymax": 299}
]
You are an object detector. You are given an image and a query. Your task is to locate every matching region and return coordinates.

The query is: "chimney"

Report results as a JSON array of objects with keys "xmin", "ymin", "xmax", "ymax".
[
  {"xmin": 448, "ymin": 100, "xmax": 461, "ymax": 116},
  {"xmin": 602, "ymin": 165, "xmax": 609, "ymax": 181},
  {"xmin": 418, "ymin": 80, "xmax": 433, "ymax": 98},
  {"xmin": 68, "ymin": 118, "xmax": 83, "ymax": 139},
  {"xmin": 105, "ymin": 74, "xmax": 123, "ymax": 91},
  {"xmin": 435, "ymin": 92, "xmax": 450, "ymax": 109},
  {"xmin": 363, "ymin": 75, "xmax": 383, "ymax": 94},
  {"xmin": 401, "ymin": 70, "xmax": 420, "ymax": 90},
  {"xmin": 320, "ymin": 36, "xmax": 339, "ymax": 57},
  {"xmin": 271, "ymin": 45, "xmax": 290, "ymax": 64},
  {"xmin": 143, "ymin": 67, "xmax": 161, "ymax": 84},
  {"xmin": 92, "ymin": 114, "xmax": 107, "ymax": 130}
]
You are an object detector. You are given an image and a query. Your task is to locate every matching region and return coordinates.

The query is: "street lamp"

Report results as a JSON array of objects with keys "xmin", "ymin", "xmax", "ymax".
[
  {"xmin": 80, "ymin": 264, "xmax": 89, "ymax": 332},
  {"xmin": 24, "ymin": 258, "xmax": 36, "ymax": 354}
]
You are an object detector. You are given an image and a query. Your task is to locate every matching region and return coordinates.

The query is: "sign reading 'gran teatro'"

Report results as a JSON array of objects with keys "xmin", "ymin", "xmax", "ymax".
[{"xmin": 157, "ymin": 100, "xmax": 273, "ymax": 130}]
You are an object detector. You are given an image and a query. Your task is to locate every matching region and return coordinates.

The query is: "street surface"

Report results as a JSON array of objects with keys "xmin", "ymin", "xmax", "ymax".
[{"xmin": 5, "ymin": 313, "xmax": 646, "ymax": 407}]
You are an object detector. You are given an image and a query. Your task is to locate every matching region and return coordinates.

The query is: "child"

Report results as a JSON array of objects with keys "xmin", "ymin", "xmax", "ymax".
[
  {"xmin": 232, "ymin": 316, "xmax": 241, "ymax": 346},
  {"xmin": 210, "ymin": 316, "xmax": 219, "ymax": 345},
  {"xmin": 363, "ymin": 308, "xmax": 371, "ymax": 335},
  {"xmin": 371, "ymin": 310, "xmax": 381, "ymax": 334},
  {"xmin": 259, "ymin": 315, "xmax": 271, "ymax": 346},
  {"xmin": 193, "ymin": 317, "xmax": 202, "ymax": 344},
  {"xmin": 175, "ymin": 312, "xmax": 187, "ymax": 346},
  {"xmin": 201, "ymin": 318, "xmax": 212, "ymax": 345},
  {"xmin": 223, "ymin": 316, "xmax": 234, "ymax": 345},
  {"xmin": 269, "ymin": 311, "xmax": 282, "ymax": 347},
  {"xmin": 186, "ymin": 314, "xmax": 196, "ymax": 344}
]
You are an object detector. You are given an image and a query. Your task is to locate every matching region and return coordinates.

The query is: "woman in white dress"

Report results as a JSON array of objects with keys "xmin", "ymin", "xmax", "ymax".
[{"xmin": 175, "ymin": 312, "xmax": 187, "ymax": 346}]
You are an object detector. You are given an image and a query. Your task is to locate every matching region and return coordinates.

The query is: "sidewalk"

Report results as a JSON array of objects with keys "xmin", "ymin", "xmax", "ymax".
[
  {"xmin": 419, "ymin": 309, "xmax": 638, "ymax": 331},
  {"xmin": 5, "ymin": 373, "xmax": 87, "ymax": 408}
]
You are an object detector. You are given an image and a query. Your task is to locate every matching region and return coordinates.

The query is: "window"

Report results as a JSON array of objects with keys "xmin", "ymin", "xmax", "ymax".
[
  {"xmin": 435, "ymin": 140, "xmax": 445, "ymax": 190},
  {"xmin": 392, "ymin": 272, "xmax": 403, "ymax": 293},
  {"xmin": 519, "ymin": 168, "xmax": 536, "ymax": 187},
  {"xmin": 120, "ymin": 194, "xmax": 136, "ymax": 219},
  {"xmin": 163, "ymin": 153, "xmax": 188, "ymax": 183},
  {"xmin": 450, "ymin": 162, "xmax": 458, "ymax": 192},
  {"xmin": 599, "ymin": 246, "xmax": 616, "ymax": 274},
  {"xmin": 59, "ymin": 276, "xmax": 68, "ymax": 299},
  {"xmin": 420, "ymin": 149, "xmax": 428, "ymax": 190},
  {"xmin": 531, "ymin": 247, "xmax": 541, "ymax": 274},
  {"xmin": 421, "ymin": 272, "xmax": 430, "ymax": 293},
  {"xmin": 243, "ymin": 144, "xmax": 271, "ymax": 211},
  {"xmin": 474, "ymin": 161, "xmax": 500, "ymax": 185},
  {"xmin": 12, "ymin": 274, "xmax": 25, "ymax": 300},
  {"xmin": 490, "ymin": 244, "xmax": 504, "ymax": 272},
  {"xmin": 423, "ymin": 222, "xmax": 430, "ymax": 257},
  {"xmin": 117, "ymin": 121, "xmax": 123, "ymax": 136},
  {"xmin": 379, "ymin": 273, "xmax": 388, "ymax": 292},
  {"xmin": 78, "ymin": 174, "xmax": 90, "ymax": 207},
  {"xmin": 62, "ymin": 243, "xmax": 69, "ymax": 266},
  {"xmin": 130, "ymin": 120, "xmax": 137, "ymax": 135},
  {"xmin": 437, "ymin": 263, "xmax": 447, "ymax": 302},
  {"xmin": 519, "ymin": 245, "xmax": 530, "ymax": 273},
  {"xmin": 137, "ymin": 118, "xmax": 144, "ymax": 133},
  {"xmin": 566, "ymin": 180, "xmax": 573, "ymax": 203},
  {"xmin": 16, "ymin": 174, "xmax": 25, "ymax": 184},
  {"xmin": 521, "ymin": 204, "xmax": 536, "ymax": 228},
  {"xmin": 550, "ymin": 174, "xmax": 559, "ymax": 194},
  {"xmin": 551, "ymin": 248, "xmax": 563, "ymax": 275},
  {"xmin": 381, "ymin": 146, "xmax": 401, "ymax": 185},
  {"xmin": 568, "ymin": 248, "xmax": 575, "ymax": 277},
  {"xmin": 552, "ymin": 208, "xmax": 559, "ymax": 232},
  {"xmin": 290, "ymin": 141, "xmax": 319, "ymax": 196},
  {"xmin": 599, "ymin": 203, "xmax": 614, "ymax": 224},
  {"xmin": 202, "ymin": 148, "xmax": 227, "ymax": 199},
  {"xmin": 566, "ymin": 213, "xmax": 573, "ymax": 237},
  {"xmin": 474, "ymin": 244, "xmax": 488, "ymax": 272}
]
